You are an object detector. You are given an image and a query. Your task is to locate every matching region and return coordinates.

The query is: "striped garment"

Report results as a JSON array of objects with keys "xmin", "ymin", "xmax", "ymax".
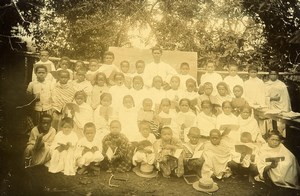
[{"xmin": 52, "ymin": 82, "xmax": 76, "ymax": 112}]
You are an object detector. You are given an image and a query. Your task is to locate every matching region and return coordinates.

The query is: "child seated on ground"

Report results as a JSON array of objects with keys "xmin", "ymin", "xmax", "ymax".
[
  {"xmin": 101, "ymin": 120, "xmax": 132, "ymax": 172},
  {"xmin": 223, "ymin": 63, "xmax": 244, "ymax": 96},
  {"xmin": 118, "ymin": 95, "xmax": 139, "ymax": 141},
  {"xmin": 119, "ymin": 60, "xmax": 133, "ymax": 89},
  {"xmin": 195, "ymin": 100, "xmax": 217, "ymax": 139},
  {"xmin": 27, "ymin": 64, "xmax": 53, "ymax": 125},
  {"xmin": 216, "ymin": 101, "xmax": 240, "ymax": 146},
  {"xmin": 201, "ymin": 129, "xmax": 232, "ymax": 179},
  {"xmin": 238, "ymin": 106, "xmax": 265, "ymax": 145},
  {"xmin": 130, "ymin": 76, "xmax": 148, "ymax": 109},
  {"xmin": 51, "ymin": 70, "xmax": 76, "ymax": 130},
  {"xmin": 86, "ymin": 59, "xmax": 101, "ymax": 84},
  {"xmin": 166, "ymin": 75, "xmax": 184, "ymax": 111},
  {"xmin": 174, "ymin": 98, "xmax": 197, "ymax": 142},
  {"xmin": 72, "ymin": 67, "xmax": 92, "ymax": 97},
  {"xmin": 231, "ymin": 85, "xmax": 248, "ymax": 116},
  {"xmin": 49, "ymin": 117, "xmax": 78, "ymax": 175},
  {"xmin": 137, "ymin": 98, "xmax": 155, "ymax": 122},
  {"xmin": 89, "ymin": 72, "xmax": 109, "ymax": 110},
  {"xmin": 178, "ymin": 62, "xmax": 196, "ymax": 91},
  {"xmin": 228, "ymin": 132, "xmax": 258, "ymax": 179},
  {"xmin": 66, "ymin": 91, "xmax": 93, "ymax": 139},
  {"xmin": 183, "ymin": 127, "xmax": 205, "ymax": 177},
  {"xmin": 75, "ymin": 122, "xmax": 104, "ymax": 175},
  {"xmin": 24, "ymin": 114, "xmax": 56, "ymax": 168},
  {"xmin": 94, "ymin": 93, "xmax": 117, "ymax": 139},
  {"xmin": 256, "ymin": 131, "xmax": 300, "ymax": 189},
  {"xmin": 153, "ymin": 127, "xmax": 184, "ymax": 178},
  {"xmin": 132, "ymin": 121, "xmax": 156, "ymax": 167}
]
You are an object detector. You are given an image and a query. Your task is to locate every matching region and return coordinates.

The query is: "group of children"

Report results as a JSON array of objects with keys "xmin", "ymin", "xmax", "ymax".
[{"xmin": 24, "ymin": 48, "xmax": 299, "ymax": 191}]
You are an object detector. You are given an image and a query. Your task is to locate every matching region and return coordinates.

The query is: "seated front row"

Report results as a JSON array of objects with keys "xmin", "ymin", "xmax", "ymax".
[{"xmin": 24, "ymin": 115, "xmax": 300, "ymax": 190}]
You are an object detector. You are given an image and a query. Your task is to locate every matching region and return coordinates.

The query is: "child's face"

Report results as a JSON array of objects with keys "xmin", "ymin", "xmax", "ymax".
[
  {"xmin": 114, "ymin": 75, "xmax": 124, "ymax": 86},
  {"xmin": 217, "ymin": 85, "xmax": 227, "ymax": 96},
  {"xmin": 84, "ymin": 127, "xmax": 96, "ymax": 142},
  {"xmin": 133, "ymin": 78, "xmax": 143, "ymax": 90},
  {"xmin": 139, "ymin": 123, "xmax": 150, "ymax": 138},
  {"xmin": 97, "ymin": 75, "xmax": 106, "ymax": 86},
  {"xmin": 267, "ymin": 135, "xmax": 281, "ymax": 148},
  {"xmin": 240, "ymin": 108, "xmax": 251, "ymax": 119},
  {"xmin": 136, "ymin": 63, "xmax": 145, "ymax": 74},
  {"xmin": 249, "ymin": 70, "xmax": 258, "ymax": 78},
  {"xmin": 241, "ymin": 134, "xmax": 252, "ymax": 143},
  {"xmin": 161, "ymin": 128, "xmax": 172, "ymax": 142},
  {"xmin": 269, "ymin": 71, "xmax": 278, "ymax": 82},
  {"xmin": 110, "ymin": 121, "xmax": 121, "ymax": 135},
  {"xmin": 104, "ymin": 55, "xmax": 114, "ymax": 65},
  {"xmin": 153, "ymin": 77, "xmax": 163, "ymax": 89},
  {"xmin": 39, "ymin": 117, "xmax": 52, "ymax": 133},
  {"xmin": 60, "ymin": 61, "xmax": 68, "ymax": 70},
  {"xmin": 89, "ymin": 62, "xmax": 99, "ymax": 72},
  {"xmin": 186, "ymin": 81, "xmax": 196, "ymax": 92},
  {"xmin": 180, "ymin": 100, "xmax": 190, "ymax": 113},
  {"xmin": 202, "ymin": 103, "xmax": 212, "ymax": 115},
  {"xmin": 36, "ymin": 68, "xmax": 47, "ymax": 82},
  {"xmin": 40, "ymin": 51, "xmax": 49, "ymax": 62},
  {"xmin": 206, "ymin": 63, "xmax": 215, "ymax": 73},
  {"xmin": 228, "ymin": 66, "xmax": 238, "ymax": 76},
  {"xmin": 75, "ymin": 62, "xmax": 83, "ymax": 71},
  {"xmin": 76, "ymin": 71, "xmax": 85, "ymax": 83},
  {"xmin": 188, "ymin": 130, "xmax": 200, "ymax": 145},
  {"xmin": 123, "ymin": 97, "xmax": 134, "ymax": 109},
  {"xmin": 143, "ymin": 99, "xmax": 153, "ymax": 111},
  {"xmin": 101, "ymin": 96, "xmax": 112, "ymax": 107},
  {"xmin": 170, "ymin": 77, "xmax": 180, "ymax": 90},
  {"xmin": 161, "ymin": 100, "xmax": 171, "ymax": 113},
  {"xmin": 120, "ymin": 62, "xmax": 130, "ymax": 73},
  {"xmin": 180, "ymin": 65, "xmax": 190, "ymax": 75},
  {"xmin": 204, "ymin": 85, "xmax": 213, "ymax": 95},
  {"xmin": 61, "ymin": 123, "xmax": 73, "ymax": 135},
  {"xmin": 59, "ymin": 73, "xmax": 70, "ymax": 84},
  {"xmin": 222, "ymin": 102, "xmax": 232, "ymax": 115},
  {"xmin": 210, "ymin": 132, "xmax": 221, "ymax": 145},
  {"xmin": 233, "ymin": 87, "xmax": 243, "ymax": 98},
  {"xmin": 75, "ymin": 94, "xmax": 85, "ymax": 105}
]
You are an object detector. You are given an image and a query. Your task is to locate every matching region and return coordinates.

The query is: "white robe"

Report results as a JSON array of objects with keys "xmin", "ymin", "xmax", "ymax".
[
  {"xmin": 256, "ymin": 143, "xmax": 300, "ymax": 189},
  {"xmin": 200, "ymin": 72, "xmax": 223, "ymax": 96},
  {"xmin": 118, "ymin": 106, "xmax": 139, "ymax": 141},
  {"xmin": 196, "ymin": 112, "xmax": 217, "ymax": 137},
  {"xmin": 223, "ymin": 75, "xmax": 244, "ymax": 96},
  {"xmin": 244, "ymin": 77, "xmax": 266, "ymax": 107}
]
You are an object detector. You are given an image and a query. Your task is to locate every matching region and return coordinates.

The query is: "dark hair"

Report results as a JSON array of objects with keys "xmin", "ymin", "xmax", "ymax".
[
  {"xmin": 95, "ymin": 72, "xmax": 107, "ymax": 84},
  {"xmin": 103, "ymin": 51, "xmax": 115, "ymax": 59},
  {"xmin": 123, "ymin": 95, "xmax": 135, "ymax": 106},
  {"xmin": 201, "ymin": 100, "xmax": 212, "ymax": 108},
  {"xmin": 120, "ymin": 60, "xmax": 129, "ymax": 66},
  {"xmin": 179, "ymin": 98, "xmax": 191, "ymax": 107},
  {"xmin": 132, "ymin": 75, "xmax": 144, "ymax": 83},
  {"xmin": 39, "ymin": 113, "xmax": 52, "ymax": 124},
  {"xmin": 84, "ymin": 122, "xmax": 96, "ymax": 132},
  {"xmin": 58, "ymin": 70, "xmax": 70, "ymax": 78},
  {"xmin": 210, "ymin": 129, "xmax": 221, "ymax": 136},
  {"xmin": 114, "ymin": 72, "xmax": 125, "ymax": 80},
  {"xmin": 222, "ymin": 100, "xmax": 232, "ymax": 108},
  {"xmin": 269, "ymin": 68, "xmax": 279, "ymax": 75},
  {"xmin": 34, "ymin": 64, "xmax": 47, "ymax": 73},
  {"xmin": 151, "ymin": 45, "xmax": 162, "ymax": 53},
  {"xmin": 180, "ymin": 62, "xmax": 190, "ymax": 68},
  {"xmin": 89, "ymin": 58, "xmax": 99, "ymax": 64},
  {"xmin": 233, "ymin": 85, "xmax": 243, "ymax": 92},
  {"xmin": 77, "ymin": 67, "xmax": 87, "ymax": 74},
  {"xmin": 186, "ymin": 78, "xmax": 196, "ymax": 86},
  {"xmin": 74, "ymin": 90, "xmax": 87, "ymax": 102},
  {"xmin": 100, "ymin": 93, "xmax": 112, "ymax": 102},
  {"xmin": 241, "ymin": 105, "xmax": 252, "ymax": 114},
  {"xmin": 60, "ymin": 117, "xmax": 74, "ymax": 128},
  {"xmin": 160, "ymin": 98, "xmax": 171, "ymax": 105},
  {"xmin": 266, "ymin": 130, "xmax": 283, "ymax": 140},
  {"xmin": 248, "ymin": 65, "xmax": 258, "ymax": 72},
  {"xmin": 135, "ymin": 60, "xmax": 145, "ymax": 66}
]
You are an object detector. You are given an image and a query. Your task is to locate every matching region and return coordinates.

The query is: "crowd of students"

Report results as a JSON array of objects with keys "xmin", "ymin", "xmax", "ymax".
[{"xmin": 24, "ymin": 47, "xmax": 299, "ymax": 193}]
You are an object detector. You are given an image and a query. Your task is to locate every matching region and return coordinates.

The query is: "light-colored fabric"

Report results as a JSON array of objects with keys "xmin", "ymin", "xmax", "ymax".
[
  {"xmin": 27, "ymin": 80, "xmax": 53, "ymax": 111},
  {"xmin": 75, "ymin": 136, "xmax": 104, "ymax": 168},
  {"xmin": 265, "ymin": 80, "xmax": 291, "ymax": 112},
  {"xmin": 130, "ymin": 88, "xmax": 149, "ymax": 109},
  {"xmin": 31, "ymin": 60, "xmax": 56, "ymax": 82},
  {"xmin": 72, "ymin": 102, "xmax": 93, "ymax": 138},
  {"xmin": 196, "ymin": 112, "xmax": 217, "ymax": 137},
  {"xmin": 98, "ymin": 63, "xmax": 120, "ymax": 79},
  {"xmin": 51, "ymin": 82, "xmax": 76, "ymax": 112},
  {"xmin": 88, "ymin": 84, "xmax": 109, "ymax": 110},
  {"xmin": 238, "ymin": 116, "xmax": 265, "ymax": 144},
  {"xmin": 109, "ymin": 85, "xmax": 130, "ymax": 110},
  {"xmin": 72, "ymin": 80, "xmax": 93, "ymax": 96},
  {"xmin": 244, "ymin": 77, "xmax": 266, "ymax": 107},
  {"xmin": 177, "ymin": 74, "xmax": 196, "ymax": 91},
  {"xmin": 144, "ymin": 61, "xmax": 178, "ymax": 87},
  {"xmin": 256, "ymin": 143, "xmax": 300, "ymax": 189},
  {"xmin": 223, "ymin": 75, "xmax": 244, "ymax": 96},
  {"xmin": 201, "ymin": 141, "xmax": 232, "ymax": 179},
  {"xmin": 174, "ymin": 110, "xmax": 197, "ymax": 142},
  {"xmin": 216, "ymin": 113, "xmax": 240, "ymax": 145},
  {"xmin": 118, "ymin": 106, "xmax": 139, "ymax": 141},
  {"xmin": 200, "ymin": 72, "xmax": 223, "ymax": 96},
  {"xmin": 49, "ymin": 131, "xmax": 78, "ymax": 175},
  {"xmin": 94, "ymin": 105, "xmax": 118, "ymax": 138},
  {"xmin": 25, "ymin": 126, "xmax": 56, "ymax": 166}
]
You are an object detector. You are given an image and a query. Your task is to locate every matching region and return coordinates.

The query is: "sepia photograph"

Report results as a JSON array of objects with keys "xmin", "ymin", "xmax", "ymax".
[{"xmin": 1, "ymin": 0, "xmax": 300, "ymax": 195}]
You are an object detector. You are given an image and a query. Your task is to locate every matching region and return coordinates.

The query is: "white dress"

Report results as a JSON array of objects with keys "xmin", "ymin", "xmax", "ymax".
[
  {"xmin": 200, "ymin": 72, "xmax": 223, "ymax": 96},
  {"xmin": 118, "ymin": 106, "xmax": 139, "ymax": 141}
]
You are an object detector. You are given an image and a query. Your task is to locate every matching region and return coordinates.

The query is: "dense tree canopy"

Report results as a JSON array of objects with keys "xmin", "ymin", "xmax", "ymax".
[{"xmin": 1, "ymin": 0, "xmax": 300, "ymax": 71}]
